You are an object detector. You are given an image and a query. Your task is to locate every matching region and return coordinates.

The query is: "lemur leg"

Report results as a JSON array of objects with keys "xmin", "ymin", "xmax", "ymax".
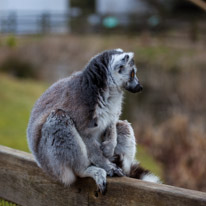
[
  {"xmin": 37, "ymin": 109, "xmax": 107, "ymax": 193},
  {"xmin": 111, "ymin": 120, "xmax": 136, "ymax": 175},
  {"xmin": 113, "ymin": 120, "xmax": 161, "ymax": 183},
  {"xmin": 101, "ymin": 123, "xmax": 117, "ymax": 158}
]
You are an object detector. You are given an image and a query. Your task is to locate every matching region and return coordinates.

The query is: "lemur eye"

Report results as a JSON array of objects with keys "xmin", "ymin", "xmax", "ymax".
[{"xmin": 131, "ymin": 70, "xmax": 135, "ymax": 79}]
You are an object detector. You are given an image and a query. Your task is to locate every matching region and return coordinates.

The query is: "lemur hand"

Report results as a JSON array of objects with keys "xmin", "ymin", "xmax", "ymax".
[
  {"xmin": 105, "ymin": 162, "xmax": 124, "ymax": 177},
  {"xmin": 101, "ymin": 140, "xmax": 115, "ymax": 158}
]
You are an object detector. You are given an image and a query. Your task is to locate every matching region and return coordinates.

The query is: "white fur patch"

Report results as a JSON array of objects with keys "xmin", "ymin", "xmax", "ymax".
[
  {"xmin": 91, "ymin": 88, "xmax": 123, "ymax": 136},
  {"xmin": 141, "ymin": 173, "xmax": 161, "ymax": 183},
  {"xmin": 61, "ymin": 167, "xmax": 76, "ymax": 185},
  {"xmin": 115, "ymin": 48, "xmax": 124, "ymax": 52},
  {"xmin": 110, "ymin": 52, "xmax": 134, "ymax": 70},
  {"xmin": 122, "ymin": 156, "xmax": 133, "ymax": 175}
]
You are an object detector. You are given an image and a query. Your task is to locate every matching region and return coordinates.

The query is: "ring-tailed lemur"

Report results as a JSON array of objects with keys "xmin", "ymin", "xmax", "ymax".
[{"xmin": 27, "ymin": 49, "xmax": 160, "ymax": 194}]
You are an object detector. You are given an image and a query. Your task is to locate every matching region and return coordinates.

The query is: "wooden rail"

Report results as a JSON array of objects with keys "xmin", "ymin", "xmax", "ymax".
[{"xmin": 0, "ymin": 145, "xmax": 206, "ymax": 206}]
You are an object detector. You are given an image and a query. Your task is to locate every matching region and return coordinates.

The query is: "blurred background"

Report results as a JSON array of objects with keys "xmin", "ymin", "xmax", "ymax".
[{"xmin": 0, "ymin": 0, "xmax": 206, "ymax": 192}]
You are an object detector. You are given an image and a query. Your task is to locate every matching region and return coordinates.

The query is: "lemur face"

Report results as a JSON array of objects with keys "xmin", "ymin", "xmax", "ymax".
[{"xmin": 109, "ymin": 49, "xmax": 143, "ymax": 93}]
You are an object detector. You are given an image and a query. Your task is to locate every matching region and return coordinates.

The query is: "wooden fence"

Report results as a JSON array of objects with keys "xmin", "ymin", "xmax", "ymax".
[{"xmin": 0, "ymin": 145, "xmax": 206, "ymax": 206}]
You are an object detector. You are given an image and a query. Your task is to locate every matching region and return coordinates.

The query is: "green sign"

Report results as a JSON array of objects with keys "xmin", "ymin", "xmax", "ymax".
[{"xmin": 103, "ymin": 16, "xmax": 118, "ymax": 28}]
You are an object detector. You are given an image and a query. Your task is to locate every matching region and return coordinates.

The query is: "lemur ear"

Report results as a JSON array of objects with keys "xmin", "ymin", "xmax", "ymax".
[{"xmin": 122, "ymin": 54, "xmax": 129, "ymax": 62}]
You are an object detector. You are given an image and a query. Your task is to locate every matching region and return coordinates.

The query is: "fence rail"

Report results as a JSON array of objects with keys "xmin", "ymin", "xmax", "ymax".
[
  {"xmin": 0, "ymin": 12, "xmax": 69, "ymax": 34},
  {"xmin": 0, "ymin": 145, "xmax": 206, "ymax": 206}
]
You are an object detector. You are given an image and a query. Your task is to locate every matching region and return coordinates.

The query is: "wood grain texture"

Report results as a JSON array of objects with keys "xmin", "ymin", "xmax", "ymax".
[{"xmin": 0, "ymin": 145, "xmax": 206, "ymax": 206}]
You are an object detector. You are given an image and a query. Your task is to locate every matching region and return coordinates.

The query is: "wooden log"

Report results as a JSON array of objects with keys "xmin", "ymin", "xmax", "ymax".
[{"xmin": 0, "ymin": 145, "xmax": 206, "ymax": 206}]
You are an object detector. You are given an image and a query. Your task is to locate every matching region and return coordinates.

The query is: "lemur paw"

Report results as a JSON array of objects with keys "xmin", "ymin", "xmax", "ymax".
[
  {"xmin": 97, "ymin": 179, "xmax": 107, "ymax": 195},
  {"xmin": 95, "ymin": 169, "xmax": 107, "ymax": 195},
  {"xmin": 101, "ymin": 141, "xmax": 115, "ymax": 158}
]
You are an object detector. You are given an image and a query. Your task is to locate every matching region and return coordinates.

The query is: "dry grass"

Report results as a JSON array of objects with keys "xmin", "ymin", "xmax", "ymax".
[
  {"xmin": 135, "ymin": 114, "xmax": 206, "ymax": 191},
  {"xmin": 0, "ymin": 33, "xmax": 205, "ymax": 82}
]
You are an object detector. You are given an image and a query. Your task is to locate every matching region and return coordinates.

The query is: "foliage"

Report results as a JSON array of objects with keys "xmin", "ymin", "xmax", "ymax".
[
  {"xmin": 0, "ymin": 198, "xmax": 18, "ymax": 206},
  {"xmin": 70, "ymin": 0, "xmax": 95, "ymax": 13},
  {"xmin": 5, "ymin": 35, "xmax": 17, "ymax": 48},
  {"xmin": 136, "ymin": 114, "xmax": 206, "ymax": 191},
  {"xmin": 0, "ymin": 56, "xmax": 37, "ymax": 79}
]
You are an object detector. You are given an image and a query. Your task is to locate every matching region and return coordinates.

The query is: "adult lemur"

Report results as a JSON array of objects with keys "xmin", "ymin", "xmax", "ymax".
[{"xmin": 27, "ymin": 49, "xmax": 160, "ymax": 194}]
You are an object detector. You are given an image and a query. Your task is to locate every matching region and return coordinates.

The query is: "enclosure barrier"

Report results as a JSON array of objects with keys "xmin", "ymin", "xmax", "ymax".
[{"xmin": 0, "ymin": 145, "xmax": 206, "ymax": 206}]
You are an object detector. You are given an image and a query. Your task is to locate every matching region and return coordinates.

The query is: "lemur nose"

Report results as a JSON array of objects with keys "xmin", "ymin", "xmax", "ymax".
[{"xmin": 135, "ymin": 84, "xmax": 143, "ymax": 93}]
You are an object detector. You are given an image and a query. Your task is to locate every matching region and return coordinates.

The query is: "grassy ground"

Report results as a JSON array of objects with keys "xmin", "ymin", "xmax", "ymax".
[
  {"xmin": 137, "ymin": 146, "xmax": 162, "ymax": 178},
  {"xmin": 0, "ymin": 73, "xmax": 162, "ymax": 177},
  {"xmin": 0, "ymin": 74, "xmax": 47, "ymax": 152}
]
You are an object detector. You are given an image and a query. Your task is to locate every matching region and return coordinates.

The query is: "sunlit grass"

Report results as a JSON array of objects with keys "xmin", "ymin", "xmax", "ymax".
[
  {"xmin": 0, "ymin": 198, "xmax": 18, "ymax": 206},
  {"xmin": 136, "ymin": 145, "xmax": 163, "ymax": 179}
]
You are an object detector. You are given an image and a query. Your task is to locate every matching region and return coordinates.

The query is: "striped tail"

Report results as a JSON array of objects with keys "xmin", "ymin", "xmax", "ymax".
[
  {"xmin": 112, "ymin": 155, "xmax": 161, "ymax": 183},
  {"xmin": 129, "ymin": 162, "xmax": 161, "ymax": 183}
]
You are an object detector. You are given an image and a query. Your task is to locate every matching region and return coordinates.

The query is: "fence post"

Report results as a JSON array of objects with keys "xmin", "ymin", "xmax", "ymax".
[{"xmin": 40, "ymin": 13, "xmax": 51, "ymax": 34}]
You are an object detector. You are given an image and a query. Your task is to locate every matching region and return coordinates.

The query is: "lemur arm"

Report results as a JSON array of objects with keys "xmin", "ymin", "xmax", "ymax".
[{"xmin": 101, "ymin": 123, "xmax": 117, "ymax": 158}]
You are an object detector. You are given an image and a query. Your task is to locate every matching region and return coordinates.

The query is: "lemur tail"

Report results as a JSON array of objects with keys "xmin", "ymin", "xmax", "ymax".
[
  {"xmin": 113, "ymin": 156, "xmax": 161, "ymax": 183},
  {"xmin": 129, "ymin": 162, "xmax": 161, "ymax": 183}
]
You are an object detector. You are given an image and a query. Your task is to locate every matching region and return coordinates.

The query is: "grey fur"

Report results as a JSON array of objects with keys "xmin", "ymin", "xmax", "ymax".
[
  {"xmin": 101, "ymin": 123, "xmax": 117, "ymax": 158},
  {"xmin": 27, "ymin": 49, "xmax": 146, "ymax": 193}
]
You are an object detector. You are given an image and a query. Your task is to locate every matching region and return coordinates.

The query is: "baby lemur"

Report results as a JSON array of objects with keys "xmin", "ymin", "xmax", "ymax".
[{"xmin": 27, "ymin": 49, "xmax": 159, "ymax": 194}]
